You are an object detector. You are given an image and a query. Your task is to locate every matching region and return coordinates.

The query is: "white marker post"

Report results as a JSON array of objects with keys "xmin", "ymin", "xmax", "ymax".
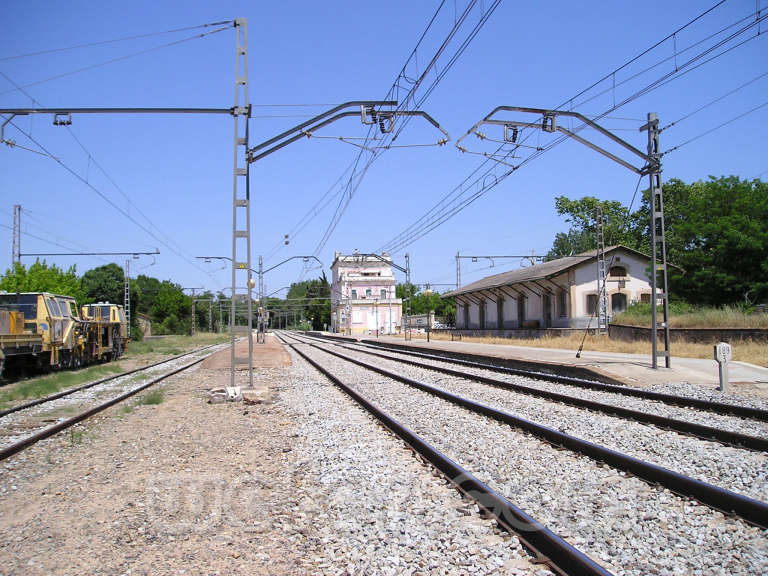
[{"xmin": 714, "ymin": 342, "xmax": 732, "ymax": 393}]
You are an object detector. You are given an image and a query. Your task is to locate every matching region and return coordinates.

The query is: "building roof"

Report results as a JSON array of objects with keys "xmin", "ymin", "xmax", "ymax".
[{"xmin": 442, "ymin": 245, "xmax": 650, "ymax": 298}]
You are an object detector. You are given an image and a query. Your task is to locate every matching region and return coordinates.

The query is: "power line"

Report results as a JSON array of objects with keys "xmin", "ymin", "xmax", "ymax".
[
  {"xmin": 660, "ymin": 69, "xmax": 768, "ymax": 131},
  {"xmin": 0, "ymin": 20, "xmax": 233, "ymax": 61},
  {"xmin": 0, "ymin": 70, "xmax": 199, "ymax": 268},
  {"xmin": 0, "ymin": 24, "xmax": 231, "ymax": 97},
  {"xmin": 311, "ymin": 0, "xmax": 502, "ymax": 258},
  {"xmin": 663, "ymin": 99, "xmax": 768, "ymax": 156},
  {"xmin": 2, "ymin": 117, "xmax": 213, "ymax": 278},
  {"xmin": 379, "ymin": 2, "xmax": 763, "ymax": 255}
]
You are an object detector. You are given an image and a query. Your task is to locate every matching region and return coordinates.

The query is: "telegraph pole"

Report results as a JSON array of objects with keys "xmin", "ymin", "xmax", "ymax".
[
  {"xmin": 641, "ymin": 113, "xmax": 671, "ymax": 368},
  {"xmin": 12, "ymin": 205, "xmax": 20, "ymax": 265},
  {"xmin": 596, "ymin": 207, "xmax": 608, "ymax": 335},
  {"xmin": 183, "ymin": 287, "xmax": 204, "ymax": 336},
  {"xmin": 124, "ymin": 259, "xmax": 131, "ymax": 339}
]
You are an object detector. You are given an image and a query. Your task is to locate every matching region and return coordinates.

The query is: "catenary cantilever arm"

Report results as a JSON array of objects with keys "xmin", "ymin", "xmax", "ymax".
[{"xmin": 248, "ymin": 101, "xmax": 397, "ymax": 155}]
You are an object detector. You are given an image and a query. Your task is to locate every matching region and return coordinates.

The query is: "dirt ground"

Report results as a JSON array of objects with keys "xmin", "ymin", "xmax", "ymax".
[{"xmin": 0, "ymin": 335, "xmax": 307, "ymax": 575}]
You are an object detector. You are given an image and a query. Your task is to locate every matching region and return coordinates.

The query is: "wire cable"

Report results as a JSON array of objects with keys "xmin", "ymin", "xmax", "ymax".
[
  {"xmin": 0, "ymin": 25, "xmax": 231, "ymax": 97},
  {"xmin": 663, "ymin": 98, "xmax": 768, "ymax": 156},
  {"xmin": 379, "ymin": 1, "xmax": 761, "ymax": 255},
  {"xmin": 0, "ymin": 20, "xmax": 233, "ymax": 61},
  {"xmin": 660, "ymin": 69, "xmax": 768, "ymax": 131}
]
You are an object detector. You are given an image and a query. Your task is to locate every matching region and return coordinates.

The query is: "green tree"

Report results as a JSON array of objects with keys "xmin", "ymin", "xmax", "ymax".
[
  {"xmin": 549, "ymin": 176, "xmax": 768, "ymax": 306},
  {"xmin": 81, "ymin": 263, "xmax": 124, "ymax": 304},
  {"xmin": 151, "ymin": 280, "xmax": 191, "ymax": 334},
  {"xmin": 0, "ymin": 260, "xmax": 84, "ymax": 301},
  {"xmin": 546, "ymin": 196, "xmax": 642, "ymax": 259},
  {"xmin": 285, "ymin": 273, "xmax": 331, "ymax": 330}
]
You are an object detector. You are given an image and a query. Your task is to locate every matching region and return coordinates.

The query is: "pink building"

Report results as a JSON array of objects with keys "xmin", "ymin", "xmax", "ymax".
[{"xmin": 330, "ymin": 251, "xmax": 403, "ymax": 335}]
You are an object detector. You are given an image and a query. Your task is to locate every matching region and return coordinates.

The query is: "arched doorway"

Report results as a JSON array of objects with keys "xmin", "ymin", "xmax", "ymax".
[{"xmin": 611, "ymin": 293, "xmax": 627, "ymax": 315}]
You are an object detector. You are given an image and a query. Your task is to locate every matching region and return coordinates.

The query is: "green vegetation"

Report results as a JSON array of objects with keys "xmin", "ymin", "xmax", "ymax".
[
  {"xmin": 614, "ymin": 302, "xmax": 768, "ymax": 329},
  {"xmin": 547, "ymin": 175, "xmax": 768, "ymax": 307},
  {"xmin": 0, "ymin": 363, "xmax": 124, "ymax": 410},
  {"xmin": 137, "ymin": 389, "xmax": 164, "ymax": 405},
  {"xmin": 397, "ymin": 283, "xmax": 456, "ymax": 324},
  {"xmin": 123, "ymin": 332, "xmax": 228, "ymax": 358},
  {"xmin": 0, "ymin": 260, "xmax": 84, "ymax": 301}
]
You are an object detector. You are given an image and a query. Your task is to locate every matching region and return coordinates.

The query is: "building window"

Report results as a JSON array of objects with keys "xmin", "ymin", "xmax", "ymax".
[
  {"xmin": 558, "ymin": 291, "xmax": 567, "ymax": 318},
  {"xmin": 609, "ymin": 266, "xmax": 627, "ymax": 278},
  {"xmin": 380, "ymin": 289, "xmax": 387, "ymax": 299},
  {"xmin": 586, "ymin": 294, "xmax": 598, "ymax": 315},
  {"xmin": 351, "ymin": 289, "xmax": 357, "ymax": 300},
  {"xmin": 365, "ymin": 288, "xmax": 372, "ymax": 297},
  {"xmin": 640, "ymin": 293, "xmax": 651, "ymax": 303}
]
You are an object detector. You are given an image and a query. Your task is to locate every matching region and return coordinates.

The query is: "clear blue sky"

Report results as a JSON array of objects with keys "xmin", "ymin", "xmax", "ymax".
[{"xmin": 1, "ymin": 1, "xmax": 766, "ymax": 297}]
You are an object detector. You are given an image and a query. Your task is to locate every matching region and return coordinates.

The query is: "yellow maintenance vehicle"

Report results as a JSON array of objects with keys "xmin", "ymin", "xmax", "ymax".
[{"xmin": 0, "ymin": 292, "xmax": 128, "ymax": 378}]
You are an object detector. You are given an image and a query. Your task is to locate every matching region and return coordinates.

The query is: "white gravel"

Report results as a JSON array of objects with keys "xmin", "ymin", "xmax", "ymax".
[
  {"xmin": 343, "ymin": 341, "xmax": 768, "ymax": 439},
  {"xmin": 282, "ymin": 346, "xmax": 547, "ymax": 575},
  {"xmin": 324, "ymin": 340, "xmax": 768, "ymax": 502},
  {"xmin": 291, "ymin": 339, "xmax": 768, "ymax": 576}
]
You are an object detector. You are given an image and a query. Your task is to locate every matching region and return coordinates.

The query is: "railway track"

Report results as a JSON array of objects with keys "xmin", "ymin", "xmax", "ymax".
[
  {"xmin": 351, "ymin": 336, "xmax": 768, "ymax": 421},
  {"xmin": 276, "ymin": 330, "xmax": 768, "ymax": 575},
  {"xmin": 0, "ymin": 342, "xmax": 227, "ymax": 461},
  {"xmin": 275, "ymin": 332, "xmax": 612, "ymax": 576},
  {"xmin": 295, "ymin": 332, "xmax": 768, "ymax": 451}
]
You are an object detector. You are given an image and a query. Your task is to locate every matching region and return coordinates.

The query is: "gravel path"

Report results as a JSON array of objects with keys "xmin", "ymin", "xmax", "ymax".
[
  {"xmin": 0, "ymin": 335, "xmax": 548, "ymax": 575},
  {"xmin": 342, "ymin": 341, "xmax": 768, "ymax": 439},
  {"xmin": 293, "ymin": 341, "xmax": 768, "ymax": 576},
  {"xmin": 319, "ymin": 340, "xmax": 768, "ymax": 502}
]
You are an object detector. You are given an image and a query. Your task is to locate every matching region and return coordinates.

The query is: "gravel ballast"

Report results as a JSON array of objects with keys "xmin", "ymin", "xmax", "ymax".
[
  {"xmin": 293, "ymin": 340, "xmax": 768, "ymax": 576},
  {"xmin": 324, "ymin": 341, "xmax": 768, "ymax": 502}
]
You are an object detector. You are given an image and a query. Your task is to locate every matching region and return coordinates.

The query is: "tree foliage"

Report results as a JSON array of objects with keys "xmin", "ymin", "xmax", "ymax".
[
  {"xmin": 80, "ymin": 263, "xmax": 124, "ymax": 304},
  {"xmin": 280, "ymin": 273, "xmax": 331, "ymax": 330},
  {"xmin": 0, "ymin": 260, "xmax": 84, "ymax": 301},
  {"xmin": 548, "ymin": 176, "xmax": 768, "ymax": 306},
  {"xmin": 398, "ymin": 284, "xmax": 456, "ymax": 323}
]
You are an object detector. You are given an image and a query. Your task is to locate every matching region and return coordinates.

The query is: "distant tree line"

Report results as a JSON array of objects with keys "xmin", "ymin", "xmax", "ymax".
[{"xmin": 546, "ymin": 175, "xmax": 768, "ymax": 307}]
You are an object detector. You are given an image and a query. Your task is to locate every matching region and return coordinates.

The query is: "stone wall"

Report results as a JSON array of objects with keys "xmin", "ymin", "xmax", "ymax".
[{"xmin": 608, "ymin": 323, "xmax": 768, "ymax": 343}]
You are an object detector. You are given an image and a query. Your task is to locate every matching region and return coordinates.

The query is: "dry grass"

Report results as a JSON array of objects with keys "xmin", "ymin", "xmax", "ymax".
[
  {"xmin": 614, "ymin": 304, "xmax": 768, "ymax": 328},
  {"xmin": 401, "ymin": 331, "xmax": 768, "ymax": 367}
]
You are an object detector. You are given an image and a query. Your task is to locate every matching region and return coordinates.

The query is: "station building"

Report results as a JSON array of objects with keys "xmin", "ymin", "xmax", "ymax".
[
  {"xmin": 330, "ymin": 251, "xmax": 403, "ymax": 335},
  {"xmin": 442, "ymin": 245, "xmax": 656, "ymax": 332}
]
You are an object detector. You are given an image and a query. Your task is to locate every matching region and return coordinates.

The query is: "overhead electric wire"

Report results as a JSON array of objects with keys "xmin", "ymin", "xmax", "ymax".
[
  {"xmin": 0, "ymin": 20, "xmax": 233, "ymax": 61},
  {"xmin": 2, "ymin": 117, "xmax": 213, "ymax": 277},
  {"xmin": 660, "ymin": 69, "xmax": 768, "ymax": 131},
  {"xmin": 0, "ymin": 69, "xmax": 199, "ymax": 269},
  {"xmin": 663, "ymin": 98, "xmax": 768, "ymax": 156},
  {"xmin": 310, "ymin": 0, "xmax": 502, "ymax": 259},
  {"xmin": 0, "ymin": 24, "xmax": 232, "ymax": 97},
  {"xmin": 379, "ymin": 0, "xmax": 760, "ymax": 255}
]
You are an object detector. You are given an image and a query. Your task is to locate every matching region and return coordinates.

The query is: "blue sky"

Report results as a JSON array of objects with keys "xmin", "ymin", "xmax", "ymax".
[{"xmin": 1, "ymin": 1, "xmax": 766, "ymax": 297}]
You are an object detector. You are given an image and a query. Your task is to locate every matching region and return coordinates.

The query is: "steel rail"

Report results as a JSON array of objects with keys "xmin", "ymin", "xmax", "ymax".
[
  {"xmin": 0, "ymin": 343, "xmax": 223, "ymax": 418},
  {"xmin": 0, "ymin": 354, "xmax": 210, "ymax": 462},
  {"xmin": 276, "ymin": 333, "xmax": 613, "ymax": 576},
  {"xmin": 296, "ymin": 334, "xmax": 768, "ymax": 452},
  {"xmin": 357, "ymin": 338, "xmax": 768, "ymax": 422},
  {"xmin": 286, "ymin": 334, "xmax": 768, "ymax": 529}
]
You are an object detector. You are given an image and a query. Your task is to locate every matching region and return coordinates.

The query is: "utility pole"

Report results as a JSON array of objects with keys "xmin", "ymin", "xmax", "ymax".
[
  {"xmin": 230, "ymin": 18, "xmax": 253, "ymax": 388},
  {"xmin": 258, "ymin": 255, "xmax": 264, "ymax": 343},
  {"xmin": 596, "ymin": 207, "xmax": 608, "ymax": 335},
  {"xmin": 641, "ymin": 112, "xmax": 671, "ymax": 368},
  {"xmin": 183, "ymin": 287, "xmax": 204, "ymax": 336},
  {"xmin": 455, "ymin": 252, "xmax": 460, "ymax": 290},
  {"xmin": 458, "ymin": 106, "xmax": 671, "ymax": 368},
  {"xmin": 124, "ymin": 259, "xmax": 131, "ymax": 339},
  {"xmin": 12, "ymin": 205, "xmax": 20, "ymax": 265}
]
